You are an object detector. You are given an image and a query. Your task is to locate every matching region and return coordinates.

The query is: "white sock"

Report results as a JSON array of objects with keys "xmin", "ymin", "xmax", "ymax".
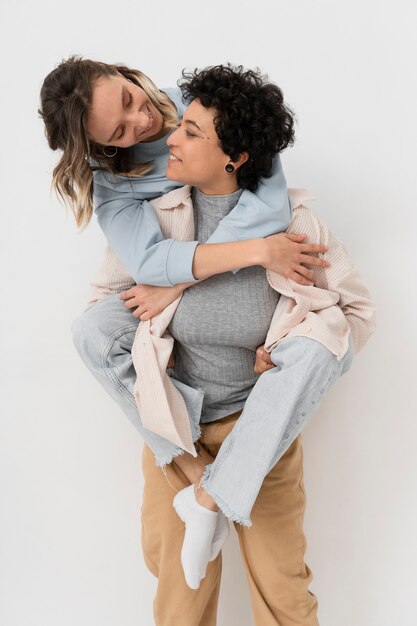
[
  {"xmin": 173, "ymin": 484, "xmax": 229, "ymax": 589},
  {"xmin": 174, "ymin": 484, "xmax": 229, "ymax": 560}
]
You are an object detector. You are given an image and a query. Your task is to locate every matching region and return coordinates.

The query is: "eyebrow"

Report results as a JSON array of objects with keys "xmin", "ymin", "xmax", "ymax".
[
  {"xmin": 183, "ymin": 118, "xmax": 203, "ymax": 132},
  {"xmin": 106, "ymin": 87, "xmax": 125, "ymax": 143}
]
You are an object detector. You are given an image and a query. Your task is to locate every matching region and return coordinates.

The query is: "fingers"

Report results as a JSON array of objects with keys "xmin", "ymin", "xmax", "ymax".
[
  {"xmin": 124, "ymin": 297, "xmax": 138, "ymax": 310},
  {"xmin": 286, "ymin": 232, "xmax": 307, "ymax": 242},
  {"xmin": 120, "ymin": 287, "xmax": 137, "ymax": 300},
  {"xmin": 256, "ymin": 346, "xmax": 273, "ymax": 365},
  {"xmin": 254, "ymin": 361, "xmax": 275, "ymax": 374},
  {"xmin": 299, "ymin": 254, "xmax": 330, "ymax": 268},
  {"xmin": 289, "ymin": 270, "xmax": 313, "ymax": 286},
  {"xmin": 285, "ymin": 236, "xmax": 331, "ymax": 270},
  {"xmin": 132, "ymin": 304, "xmax": 147, "ymax": 319},
  {"xmin": 138, "ymin": 308, "xmax": 160, "ymax": 321},
  {"xmin": 299, "ymin": 243, "xmax": 328, "ymax": 254},
  {"xmin": 254, "ymin": 346, "xmax": 275, "ymax": 374},
  {"xmin": 293, "ymin": 265, "xmax": 315, "ymax": 283}
]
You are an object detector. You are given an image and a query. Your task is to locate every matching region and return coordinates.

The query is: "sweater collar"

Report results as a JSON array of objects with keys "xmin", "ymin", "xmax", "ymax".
[
  {"xmin": 152, "ymin": 184, "xmax": 316, "ymax": 212},
  {"xmin": 152, "ymin": 185, "xmax": 192, "ymax": 210}
]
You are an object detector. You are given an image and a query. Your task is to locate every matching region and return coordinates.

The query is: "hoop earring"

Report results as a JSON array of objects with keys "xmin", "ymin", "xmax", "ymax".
[
  {"xmin": 103, "ymin": 145, "xmax": 118, "ymax": 158},
  {"xmin": 225, "ymin": 163, "xmax": 235, "ymax": 174}
]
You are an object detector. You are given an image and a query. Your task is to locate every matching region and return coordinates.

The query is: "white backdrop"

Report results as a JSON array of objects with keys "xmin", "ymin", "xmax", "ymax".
[{"xmin": 1, "ymin": 1, "xmax": 416, "ymax": 625}]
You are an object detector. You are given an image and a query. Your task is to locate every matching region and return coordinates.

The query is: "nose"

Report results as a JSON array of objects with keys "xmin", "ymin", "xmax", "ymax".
[
  {"xmin": 133, "ymin": 109, "xmax": 150, "ymax": 128},
  {"xmin": 167, "ymin": 126, "xmax": 180, "ymax": 146},
  {"xmin": 129, "ymin": 109, "xmax": 152, "ymax": 140}
]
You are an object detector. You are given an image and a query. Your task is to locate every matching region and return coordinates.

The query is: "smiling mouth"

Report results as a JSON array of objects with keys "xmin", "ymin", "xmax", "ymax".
[{"xmin": 168, "ymin": 152, "xmax": 181, "ymax": 162}]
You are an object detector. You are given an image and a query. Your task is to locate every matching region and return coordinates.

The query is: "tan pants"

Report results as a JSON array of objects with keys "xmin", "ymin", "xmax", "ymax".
[{"xmin": 141, "ymin": 412, "xmax": 319, "ymax": 626}]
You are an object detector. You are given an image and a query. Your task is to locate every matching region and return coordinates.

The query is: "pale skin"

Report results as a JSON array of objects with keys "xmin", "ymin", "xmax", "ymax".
[{"xmin": 86, "ymin": 78, "xmax": 329, "ymax": 511}]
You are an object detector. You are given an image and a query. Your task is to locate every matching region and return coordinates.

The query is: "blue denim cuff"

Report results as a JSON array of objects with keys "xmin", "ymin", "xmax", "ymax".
[{"xmin": 165, "ymin": 240, "xmax": 199, "ymax": 285}]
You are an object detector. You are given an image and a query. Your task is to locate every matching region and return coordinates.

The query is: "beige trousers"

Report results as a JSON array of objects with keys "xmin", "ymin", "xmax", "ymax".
[{"xmin": 141, "ymin": 412, "xmax": 319, "ymax": 626}]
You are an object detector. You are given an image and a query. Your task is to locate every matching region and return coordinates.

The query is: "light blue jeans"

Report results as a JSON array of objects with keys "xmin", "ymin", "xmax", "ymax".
[
  {"xmin": 72, "ymin": 293, "xmax": 353, "ymax": 525},
  {"xmin": 72, "ymin": 294, "xmax": 202, "ymax": 466},
  {"xmin": 200, "ymin": 333, "xmax": 353, "ymax": 525}
]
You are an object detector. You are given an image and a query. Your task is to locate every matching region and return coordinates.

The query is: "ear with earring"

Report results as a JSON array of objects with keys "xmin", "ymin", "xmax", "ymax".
[{"xmin": 225, "ymin": 163, "xmax": 235, "ymax": 174}]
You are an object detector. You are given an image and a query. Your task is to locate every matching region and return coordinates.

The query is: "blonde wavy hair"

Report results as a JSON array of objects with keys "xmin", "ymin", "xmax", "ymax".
[{"xmin": 39, "ymin": 56, "xmax": 179, "ymax": 228}]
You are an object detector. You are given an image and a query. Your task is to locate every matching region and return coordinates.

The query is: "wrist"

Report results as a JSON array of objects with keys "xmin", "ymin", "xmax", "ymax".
[
  {"xmin": 173, "ymin": 282, "xmax": 188, "ymax": 295},
  {"xmin": 255, "ymin": 239, "xmax": 269, "ymax": 268}
]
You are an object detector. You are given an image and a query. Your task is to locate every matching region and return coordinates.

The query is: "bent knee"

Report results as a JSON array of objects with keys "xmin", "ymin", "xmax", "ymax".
[
  {"xmin": 71, "ymin": 296, "xmax": 138, "ymax": 363},
  {"xmin": 71, "ymin": 302, "xmax": 115, "ymax": 364},
  {"xmin": 71, "ymin": 309, "xmax": 89, "ymax": 354}
]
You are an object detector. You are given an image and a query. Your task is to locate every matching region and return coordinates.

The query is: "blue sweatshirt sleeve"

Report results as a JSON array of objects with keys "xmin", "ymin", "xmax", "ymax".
[
  {"xmin": 93, "ymin": 87, "xmax": 291, "ymax": 286},
  {"xmin": 93, "ymin": 171, "xmax": 199, "ymax": 286}
]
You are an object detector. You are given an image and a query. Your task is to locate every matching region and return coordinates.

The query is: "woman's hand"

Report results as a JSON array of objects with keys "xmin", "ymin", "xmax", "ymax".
[
  {"xmin": 120, "ymin": 284, "xmax": 185, "ymax": 320},
  {"xmin": 262, "ymin": 233, "xmax": 330, "ymax": 285},
  {"xmin": 254, "ymin": 345, "xmax": 275, "ymax": 374}
]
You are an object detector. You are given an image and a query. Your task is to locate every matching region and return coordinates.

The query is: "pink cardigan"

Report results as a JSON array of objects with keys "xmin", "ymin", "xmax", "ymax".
[{"xmin": 90, "ymin": 187, "xmax": 375, "ymax": 455}]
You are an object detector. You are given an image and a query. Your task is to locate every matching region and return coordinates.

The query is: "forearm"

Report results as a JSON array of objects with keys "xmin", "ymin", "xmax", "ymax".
[{"xmin": 191, "ymin": 239, "xmax": 265, "ymax": 281}]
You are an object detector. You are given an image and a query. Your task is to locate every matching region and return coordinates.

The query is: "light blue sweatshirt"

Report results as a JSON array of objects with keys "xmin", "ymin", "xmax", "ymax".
[{"xmin": 93, "ymin": 87, "xmax": 291, "ymax": 286}]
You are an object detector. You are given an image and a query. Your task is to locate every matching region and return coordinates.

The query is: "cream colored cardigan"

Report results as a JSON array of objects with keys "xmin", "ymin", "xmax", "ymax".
[{"xmin": 90, "ymin": 187, "xmax": 375, "ymax": 455}]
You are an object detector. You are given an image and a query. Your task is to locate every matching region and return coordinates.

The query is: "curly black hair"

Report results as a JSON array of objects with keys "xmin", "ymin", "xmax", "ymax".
[{"xmin": 179, "ymin": 64, "xmax": 295, "ymax": 191}]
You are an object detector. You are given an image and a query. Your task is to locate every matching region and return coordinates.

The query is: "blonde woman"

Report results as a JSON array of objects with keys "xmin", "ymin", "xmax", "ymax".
[{"xmin": 39, "ymin": 55, "xmax": 322, "ymax": 295}]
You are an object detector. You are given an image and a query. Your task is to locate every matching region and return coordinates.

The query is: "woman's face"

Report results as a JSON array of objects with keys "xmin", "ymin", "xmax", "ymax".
[
  {"xmin": 86, "ymin": 74, "xmax": 164, "ymax": 148},
  {"xmin": 166, "ymin": 99, "xmax": 241, "ymax": 196}
]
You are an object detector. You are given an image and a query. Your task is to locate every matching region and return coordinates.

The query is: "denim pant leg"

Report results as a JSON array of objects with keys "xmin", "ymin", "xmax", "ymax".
[
  {"xmin": 200, "ymin": 335, "xmax": 354, "ymax": 526},
  {"xmin": 71, "ymin": 294, "xmax": 184, "ymax": 465}
]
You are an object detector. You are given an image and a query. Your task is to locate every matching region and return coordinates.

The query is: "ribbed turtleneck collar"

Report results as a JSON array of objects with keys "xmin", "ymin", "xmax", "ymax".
[{"xmin": 192, "ymin": 187, "xmax": 243, "ymax": 218}]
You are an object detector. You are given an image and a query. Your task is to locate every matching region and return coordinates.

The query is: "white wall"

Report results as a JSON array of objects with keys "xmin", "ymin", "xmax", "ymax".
[{"xmin": 1, "ymin": 1, "xmax": 416, "ymax": 624}]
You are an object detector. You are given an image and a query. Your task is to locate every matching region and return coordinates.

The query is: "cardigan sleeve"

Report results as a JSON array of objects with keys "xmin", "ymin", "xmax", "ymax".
[
  {"xmin": 317, "ymin": 222, "xmax": 376, "ymax": 354},
  {"xmin": 88, "ymin": 245, "xmax": 135, "ymax": 304}
]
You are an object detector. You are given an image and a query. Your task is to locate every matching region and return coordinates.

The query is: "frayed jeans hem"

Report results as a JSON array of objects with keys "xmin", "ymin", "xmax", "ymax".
[
  {"xmin": 154, "ymin": 421, "xmax": 202, "ymax": 468},
  {"xmin": 200, "ymin": 465, "xmax": 252, "ymax": 527}
]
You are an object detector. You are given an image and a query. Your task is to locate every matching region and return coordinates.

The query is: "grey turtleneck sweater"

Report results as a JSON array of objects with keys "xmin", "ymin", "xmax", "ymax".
[{"xmin": 168, "ymin": 187, "xmax": 280, "ymax": 423}]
